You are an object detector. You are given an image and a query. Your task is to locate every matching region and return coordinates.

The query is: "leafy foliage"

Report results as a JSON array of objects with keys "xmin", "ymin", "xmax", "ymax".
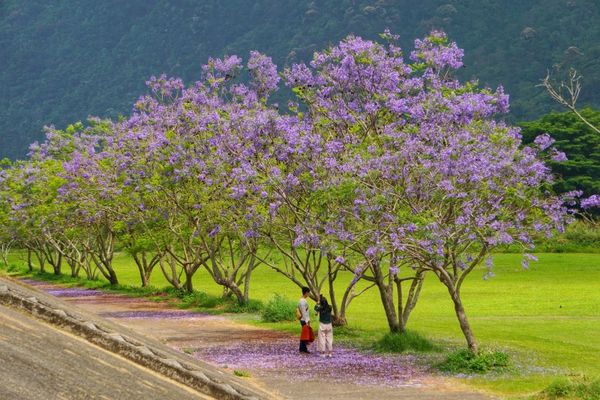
[
  {"xmin": 520, "ymin": 108, "xmax": 600, "ymax": 197},
  {"xmin": 437, "ymin": 349, "xmax": 510, "ymax": 374},
  {"xmin": 532, "ymin": 220, "xmax": 600, "ymax": 253},
  {"xmin": 261, "ymin": 294, "xmax": 297, "ymax": 322},
  {"xmin": 534, "ymin": 377, "xmax": 600, "ymax": 400},
  {"xmin": 373, "ymin": 331, "xmax": 438, "ymax": 353},
  {"xmin": 225, "ymin": 299, "xmax": 263, "ymax": 314}
]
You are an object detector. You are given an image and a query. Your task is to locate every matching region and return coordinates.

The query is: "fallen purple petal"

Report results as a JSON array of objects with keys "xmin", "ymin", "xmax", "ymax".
[
  {"xmin": 99, "ymin": 310, "xmax": 209, "ymax": 319},
  {"xmin": 190, "ymin": 339, "xmax": 425, "ymax": 387},
  {"xmin": 47, "ymin": 288, "xmax": 101, "ymax": 297}
]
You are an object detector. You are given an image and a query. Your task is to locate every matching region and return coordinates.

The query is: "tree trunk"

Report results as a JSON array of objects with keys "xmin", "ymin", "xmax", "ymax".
[
  {"xmin": 64, "ymin": 249, "xmax": 80, "ymax": 278},
  {"xmin": 99, "ymin": 229, "xmax": 116, "ymax": 284},
  {"xmin": 228, "ymin": 283, "xmax": 245, "ymax": 305},
  {"xmin": 380, "ymin": 287, "xmax": 401, "ymax": 332},
  {"xmin": 332, "ymin": 314, "xmax": 347, "ymax": 326},
  {"xmin": 35, "ymin": 250, "xmax": 46, "ymax": 273},
  {"xmin": 373, "ymin": 265, "xmax": 401, "ymax": 332},
  {"xmin": 242, "ymin": 255, "xmax": 257, "ymax": 304},
  {"xmin": 91, "ymin": 254, "xmax": 118, "ymax": 285},
  {"xmin": 81, "ymin": 255, "xmax": 97, "ymax": 280},
  {"xmin": 27, "ymin": 249, "xmax": 33, "ymax": 272},
  {"xmin": 159, "ymin": 254, "xmax": 181, "ymax": 290},
  {"xmin": 0, "ymin": 240, "xmax": 12, "ymax": 267},
  {"xmin": 398, "ymin": 270, "xmax": 425, "ymax": 330},
  {"xmin": 336, "ymin": 287, "xmax": 352, "ymax": 327},
  {"xmin": 139, "ymin": 268, "xmax": 149, "ymax": 287},
  {"xmin": 396, "ymin": 277, "xmax": 407, "ymax": 333},
  {"xmin": 242, "ymin": 270, "xmax": 251, "ymax": 304},
  {"xmin": 184, "ymin": 267, "xmax": 194, "ymax": 293},
  {"xmin": 106, "ymin": 266, "xmax": 119, "ymax": 285},
  {"xmin": 327, "ymin": 258, "xmax": 348, "ymax": 327},
  {"xmin": 52, "ymin": 253, "xmax": 62, "ymax": 275},
  {"xmin": 441, "ymin": 279, "xmax": 478, "ymax": 354},
  {"xmin": 68, "ymin": 258, "xmax": 81, "ymax": 278},
  {"xmin": 132, "ymin": 252, "xmax": 152, "ymax": 288}
]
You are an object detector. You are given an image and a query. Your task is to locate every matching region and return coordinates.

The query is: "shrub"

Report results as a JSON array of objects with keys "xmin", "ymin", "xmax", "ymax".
[
  {"xmin": 543, "ymin": 378, "xmax": 574, "ymax": 398},
  {"xmin": 535, "ymin": 376, "xmax": 600, "ymax": 400},
  {"xmin": 499, "ymin": 220, "xmax": 600, "ymax": 253},
  {"xmin": 261, "ymin": 294, "xmax": 297, "ymax": 322},
  {"xmin": 225, "ymin": 299, "xmax": 263, "ymax": 313},
  {"xmin": 169, "ymin": 289, "xmax": 223, "ymax": 309},
  {"xmin": 5, "ymin": 263, "xmax": 21, "ymax": 273},
  {"xmin": 373, "ymin": 331, "xmax": 438, "ymax": 353},
  {"xmin": 106, "ymin": 284, "xmax": 162, "ymax": 297},
  {"xmin": 535, "ymin": 221, "xmax": 600, "ymax": 253},
  {"xmin": 437, "ymin": 349, "xmax": 510, "ymax": 374},
  {"xmin": 169, "ymin": 288, "xmax": 262, "ymax": 312}
]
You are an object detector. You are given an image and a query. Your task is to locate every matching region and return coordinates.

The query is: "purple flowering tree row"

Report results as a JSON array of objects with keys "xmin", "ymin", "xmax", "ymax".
[{"xmin": 0, "ymin": 31, "xmax": 583, "ymax": 353}]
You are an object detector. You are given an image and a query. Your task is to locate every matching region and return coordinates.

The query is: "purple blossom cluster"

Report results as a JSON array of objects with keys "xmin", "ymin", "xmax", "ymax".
[
  {"xmin": 581, "ymin": 194, "xmax": 600, "ymax": 209},
  {"xmin": 411, "ymin": 30, "xmax": 465, "ymax": 70},
  {"xmin": 247, "ymin": 51, "xmax": 280, "ymax": 97}
]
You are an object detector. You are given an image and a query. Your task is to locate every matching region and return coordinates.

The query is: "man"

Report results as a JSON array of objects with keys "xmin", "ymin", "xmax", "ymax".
[{"xmin": 298, "ymin": 286, "xmax": 311, "ymax": 353}]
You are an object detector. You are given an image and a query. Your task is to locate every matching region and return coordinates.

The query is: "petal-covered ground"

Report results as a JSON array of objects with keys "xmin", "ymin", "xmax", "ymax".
[
  {"xmin": 99, "ymin": 310, "xmax": 208, "ymax": 319},
  {"xmin": 190, "ymin": 339, "xmax": 425, "ymax": 387},
  {"xmin": 46, "ymin": 288, "xmax": 102, "ymax": 297}
]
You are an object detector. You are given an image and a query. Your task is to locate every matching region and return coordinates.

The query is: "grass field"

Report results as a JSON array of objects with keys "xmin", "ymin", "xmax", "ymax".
[{"xmin": 4, "ymin": 251, "xmax": 600, "ymax": 398}]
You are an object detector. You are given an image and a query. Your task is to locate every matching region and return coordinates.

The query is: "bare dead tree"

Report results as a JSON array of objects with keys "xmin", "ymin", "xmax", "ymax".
[{"xmin": 541, "ymin": 68, "xmax": 600, "ymax": 135}]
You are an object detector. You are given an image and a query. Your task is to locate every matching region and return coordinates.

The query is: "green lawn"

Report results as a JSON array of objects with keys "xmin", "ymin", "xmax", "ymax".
[{"xmin": 5, "ymin": 251, "xmax": 600, "ymax": 398}]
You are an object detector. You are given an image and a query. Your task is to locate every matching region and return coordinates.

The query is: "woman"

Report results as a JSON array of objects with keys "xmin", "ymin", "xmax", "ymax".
[{"xmin": 314, "ymin": 294, "xmax": 333, "ymax": 357}]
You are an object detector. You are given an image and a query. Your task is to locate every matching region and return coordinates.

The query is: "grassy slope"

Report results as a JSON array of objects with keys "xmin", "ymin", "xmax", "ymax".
[{"xmin": 6, "ymin": 251, "xmax": 600, "ymax": 396}]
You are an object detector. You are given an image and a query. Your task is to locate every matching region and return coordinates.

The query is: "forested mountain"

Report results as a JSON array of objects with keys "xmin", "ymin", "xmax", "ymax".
[{"xmin": 2, "ymin": 0, "xmax": 600, "ymax": 159}]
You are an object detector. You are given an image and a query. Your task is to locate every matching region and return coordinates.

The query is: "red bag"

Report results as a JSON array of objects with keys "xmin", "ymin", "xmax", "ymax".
[{"xmin": 300, "ymin": 324, "xmax": 315, "ymax": 343}]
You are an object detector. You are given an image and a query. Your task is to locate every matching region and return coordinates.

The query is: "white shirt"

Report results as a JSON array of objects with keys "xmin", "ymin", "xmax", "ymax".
[{"xmin": 298, "ymin": 297, "xmax": 310, "ymax": 322}]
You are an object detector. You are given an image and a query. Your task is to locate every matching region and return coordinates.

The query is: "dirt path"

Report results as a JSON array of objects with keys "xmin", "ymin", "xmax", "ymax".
[{"xmin": 20, "ymin": 279, "xmax": 496, "ymax": 400}]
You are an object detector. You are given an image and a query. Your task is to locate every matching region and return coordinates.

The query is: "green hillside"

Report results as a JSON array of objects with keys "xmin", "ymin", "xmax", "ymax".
[{"xmin": 2, "ymin": 0, "xmax": 600, "ymax": 159}]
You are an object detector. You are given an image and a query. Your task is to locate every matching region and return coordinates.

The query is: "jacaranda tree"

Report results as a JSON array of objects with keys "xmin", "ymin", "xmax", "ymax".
[{"xmin": 284, "ymin": 31, "xmax": 571, "ymax": 352}]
